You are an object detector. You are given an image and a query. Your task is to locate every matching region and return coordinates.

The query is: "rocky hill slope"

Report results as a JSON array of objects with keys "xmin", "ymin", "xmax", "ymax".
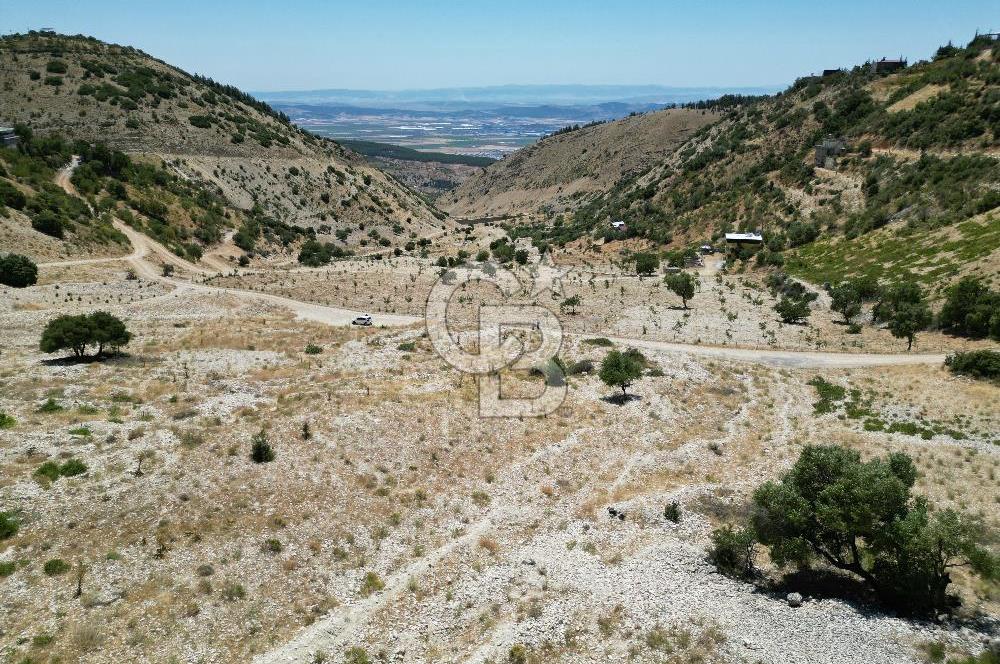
[
  {"xmin": 472, "ymin": 36, "xmax": 999, "ymax": 295},
  {"xmin": 443, "ymin": 109, "xmax": 717, "ymax": 218},
  {"xmin": 0, "ymin": 32, "xmax": 448, "ymax": 254}
]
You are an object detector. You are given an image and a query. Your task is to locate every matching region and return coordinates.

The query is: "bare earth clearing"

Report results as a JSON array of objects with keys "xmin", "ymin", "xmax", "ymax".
[{"xmin": 2, "ymin": 219, "xmax": 998, "ymax": 664}]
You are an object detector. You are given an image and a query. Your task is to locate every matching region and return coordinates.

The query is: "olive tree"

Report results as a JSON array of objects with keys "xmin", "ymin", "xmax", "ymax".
[
  {"xmin": 40, "ymin": 311, "xmax": 132, "ymax": 359},
  {"xmin": 599, "ymin": 349, "xmax": 644, "ymax": 399},
  {"xmin": 713, "ymin": 445, "xmax": 998, "ymax": 614},
  {"xmin": 664, "ymin": 272, "xmax": 697, "ymax": 309}
]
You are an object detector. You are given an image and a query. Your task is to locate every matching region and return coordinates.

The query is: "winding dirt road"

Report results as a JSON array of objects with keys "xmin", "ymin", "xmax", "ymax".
[{"xmin": 51, "ymin": 160, "xmax": 945, "ymax": 368}]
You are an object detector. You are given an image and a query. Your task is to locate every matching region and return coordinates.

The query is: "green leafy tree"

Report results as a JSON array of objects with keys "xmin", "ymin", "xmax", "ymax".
[
  {"xmin": 774, "ymin": 297, "xmax": 810, "ymax": 324},
  {"xmin": 873, "ymin": 281, "xmax": 922, "ymax": 323},
  {"xmin": 0, "ymin": 253, "xmax": 38, "ymax": 288},
  {"xmin": 599, "ymin": 349, "xmax": 644, "ymax": 399},
  {"xmin": 560, "ymin": 294, "xmax": 581, "ymax": 314},
  {"xmin": 633, "ymin": 252, "xmax": 660, "ymax": 275},
  {"xmin": 514, "ymin": 249, "xmax": 529, "ymax": 265},
  {"xmin": 889, "ymin": 300, "xmax": 932, "ymax": 350},
  {"xmin": 937, "ymin": 277, "xmax": 1000, "ymax": 340},
  {"xmin": 40, "ymin": 312, "xmax": 131, "ymax": 358},
  {"xmin": 664, "ymin": 272, "xmax": 697, "ymax": 309},
  {"xmin": 88, "ymin": 311, "xmax": 132, "ymax": 356},
  {"xmin": 746, "ymin": 445, "xmax": 997, "ymax": 614},
  {"xmin": 830, "ymin": 282, "xmax": 862, "ymax": 324},
  {"xmin": 40, "ymin": 314, "xmax": 93, "ymax": 358}
]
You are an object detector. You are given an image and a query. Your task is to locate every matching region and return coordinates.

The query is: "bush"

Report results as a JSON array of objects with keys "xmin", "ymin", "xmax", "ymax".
[
  {"xmin": 188, "ymin": 115, "xmax": 212, "ymax": 129},
  {"xmin": 0, "ymin": 254, "xmax": 38, "ymax": 288},
  {"xmin": 40, "ymin": 311, "xmax": 132, "ymax": 358},
  {"xmin": 583, "ymin": 337, "xmax": 613, "ymax": 347},
  {"xmin": 304, "ymin": 344, "xmax": 323, "ymax": 355},
  {"xmin": 59, "ymin": 458, "xmax": 87, "ymax": 477},
  {"xmin": 46, "ymin": 59, "xmax": 68, "ymax": 74},
  {"xmin": 31, "ymin": 211, "xmax": 64, "ymax": 238},
  {"xmin": 44, "ymin": 558, "xmax": 71, "ymax": 576},
  {"xmin": 250, "ymin": 429, "xmax": 275, "ymax": 463},
  {"xmin": 0, "ymin": 511, "xmax": 18, "ymax": 540},
  {"xmin": 36, "ymin": 398, "xmax": 63, "ymax": 413},
  {"xmin": 945, "ymin": 350, "xmax": 1000, "ymax": 381},
  {"xmin": 708, "ymin": 525, "xmax": 757, "ymax": 578},
  {"xmin": 0, "ymin": 180, "xmax": 27, "ymax": 209},
  {"xmin": 749, "ymin": 445, "xmax": 997, "ymax": 614},
  {"xmin": 359, "ymin": 571, "xmax": 384, "ymax": 596},
  {"xmin": 344, "ymin": 648, "xmax": 372, "ymax": 664},
  {"xmin": 775, "ymin": 297, "xmax": 810, "ymax": 324},
  {"xmin": 0, "ymin": 412, "xmax": 15, "ymax": 429}
]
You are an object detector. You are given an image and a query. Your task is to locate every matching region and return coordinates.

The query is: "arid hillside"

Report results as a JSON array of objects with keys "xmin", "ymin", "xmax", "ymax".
[
  {"xmin": 469, "ymin": 36, "xmax": 999, "ymax": 295},
  {"xmin": 444, "ymin": 109, "xmax": 717, "ymax": 218},
  {"xmin": 0, "ymin": 32, "xmax": 448, "ymax": 243}
]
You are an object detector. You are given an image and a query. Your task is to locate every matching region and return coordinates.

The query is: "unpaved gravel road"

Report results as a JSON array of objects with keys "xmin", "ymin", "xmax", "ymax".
[{"xmin": 53, "ymin": 161, "xmax": 946, "ymax": 369}]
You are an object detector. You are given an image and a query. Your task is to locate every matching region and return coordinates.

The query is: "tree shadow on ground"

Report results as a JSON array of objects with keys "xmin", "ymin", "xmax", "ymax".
[
  {"xmin": 600, "ymin": 393, "xmax": 643, "ymax": 405},
  {"xmin": 41, "ymin": 352, "xmax": 131, "ymax": 367}
]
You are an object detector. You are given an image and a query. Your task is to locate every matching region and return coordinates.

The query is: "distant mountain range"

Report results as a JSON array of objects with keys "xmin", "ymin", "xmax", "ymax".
[{"xmin": 252, "ymin": 84, "xmax": 782, "ymax": 110}]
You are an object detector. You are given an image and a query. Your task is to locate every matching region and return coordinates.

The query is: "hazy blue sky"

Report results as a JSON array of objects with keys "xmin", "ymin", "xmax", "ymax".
[{"xmin": 1, "ymin": 0, "xmax": 994, "ymax": 91}]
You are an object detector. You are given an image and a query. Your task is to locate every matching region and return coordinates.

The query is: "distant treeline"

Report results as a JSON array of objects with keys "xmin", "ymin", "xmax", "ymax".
[
  {"xmin": 341, "ymin": 140, "xmax": 496, "ymax": 167},
  {"xmin": 680, "ymin": 93, "xmax": 772, "ymax": 110},
  {"xmin": 542, "ymin": 119, "xmax": 608, "ymax": 140}
]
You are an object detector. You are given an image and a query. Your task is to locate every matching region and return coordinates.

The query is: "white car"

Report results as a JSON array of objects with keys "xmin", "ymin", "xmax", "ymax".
[{"xmin": 351, "ymin": 314, "xmax": 373, "ymax": 326}]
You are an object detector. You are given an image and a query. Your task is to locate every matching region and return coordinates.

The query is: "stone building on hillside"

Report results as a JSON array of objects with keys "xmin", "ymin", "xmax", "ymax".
[{"xmin": 815, "ymin": 136, "xmax": 847, "ymax": 168}]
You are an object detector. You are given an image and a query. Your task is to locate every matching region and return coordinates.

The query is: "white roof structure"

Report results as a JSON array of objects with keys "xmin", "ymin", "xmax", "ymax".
[{"xmin": 725, "ymin": 232, "xmax": 763, "ymax": 243}]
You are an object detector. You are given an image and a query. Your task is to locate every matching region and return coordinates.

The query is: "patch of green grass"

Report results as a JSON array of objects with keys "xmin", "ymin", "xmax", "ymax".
[
  {"xmin": 36, "ymin": 398, "xmax": 63, "ymax": 413},
  {"xmin": 0, "ymin": 561, "xmax": 15, "ymax": 577},
  {"xmin": 43, "ymin": 558, "xmax": 70, "ymax": 576},
  {"xmin": 77, "ymin": 404, "xmax": 100, "ymax": 415},
  {"xmin": 359, "ymin": 571, "xmax": 384, "ymax": 597},
  {"xmin": 0, "ymin": 412, "xmax": 15, "ymax": 429},
  {"xmin": 807, "ymin": 377, "xmax": 846, "ymax": 414},
  {"xmin": 304, "ymin": 344, "xmax": 323, "ymax": 355},
  {"xmin": 68, "ymin": 426, "xmax": 92, "ymax": 437},
  {"xmin": 397, "ymin": 342, "xmax": 416, "ymax": 352},
  {"xmin": 583, "ymin": 337, "xmax": 614, "ymax": 347}
]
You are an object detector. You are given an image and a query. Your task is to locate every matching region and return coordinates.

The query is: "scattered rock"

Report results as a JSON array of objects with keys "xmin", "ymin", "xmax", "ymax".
[{"xmin": 786, "ymin": 592, "xmax": 803, "ymax": 607}]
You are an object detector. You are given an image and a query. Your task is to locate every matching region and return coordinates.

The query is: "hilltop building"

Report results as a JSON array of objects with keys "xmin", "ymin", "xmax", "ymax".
[
  {"xmin": 0, "ymin": 126, "xmax": 17, "ymax": 148},
  {"xmin": 814, "ymin": 136, "xmax": 847, "ymax": 168},
  {"xmin": 871, "ymin": 57, "xmax": 906, "ymax": 74}
]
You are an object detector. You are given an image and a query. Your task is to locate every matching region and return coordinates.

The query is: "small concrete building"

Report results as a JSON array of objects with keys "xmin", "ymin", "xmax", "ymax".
[
  {"xmin": 814, "ymin": 136, "xmax": 847, "ymax": 168},
  {"xmin": 0, "ymin": 127, "xmax": 18, "ymax": 149},
  {"xmin": 725, "ymin": 232, "xmax": 763, "ymax": 246}
]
